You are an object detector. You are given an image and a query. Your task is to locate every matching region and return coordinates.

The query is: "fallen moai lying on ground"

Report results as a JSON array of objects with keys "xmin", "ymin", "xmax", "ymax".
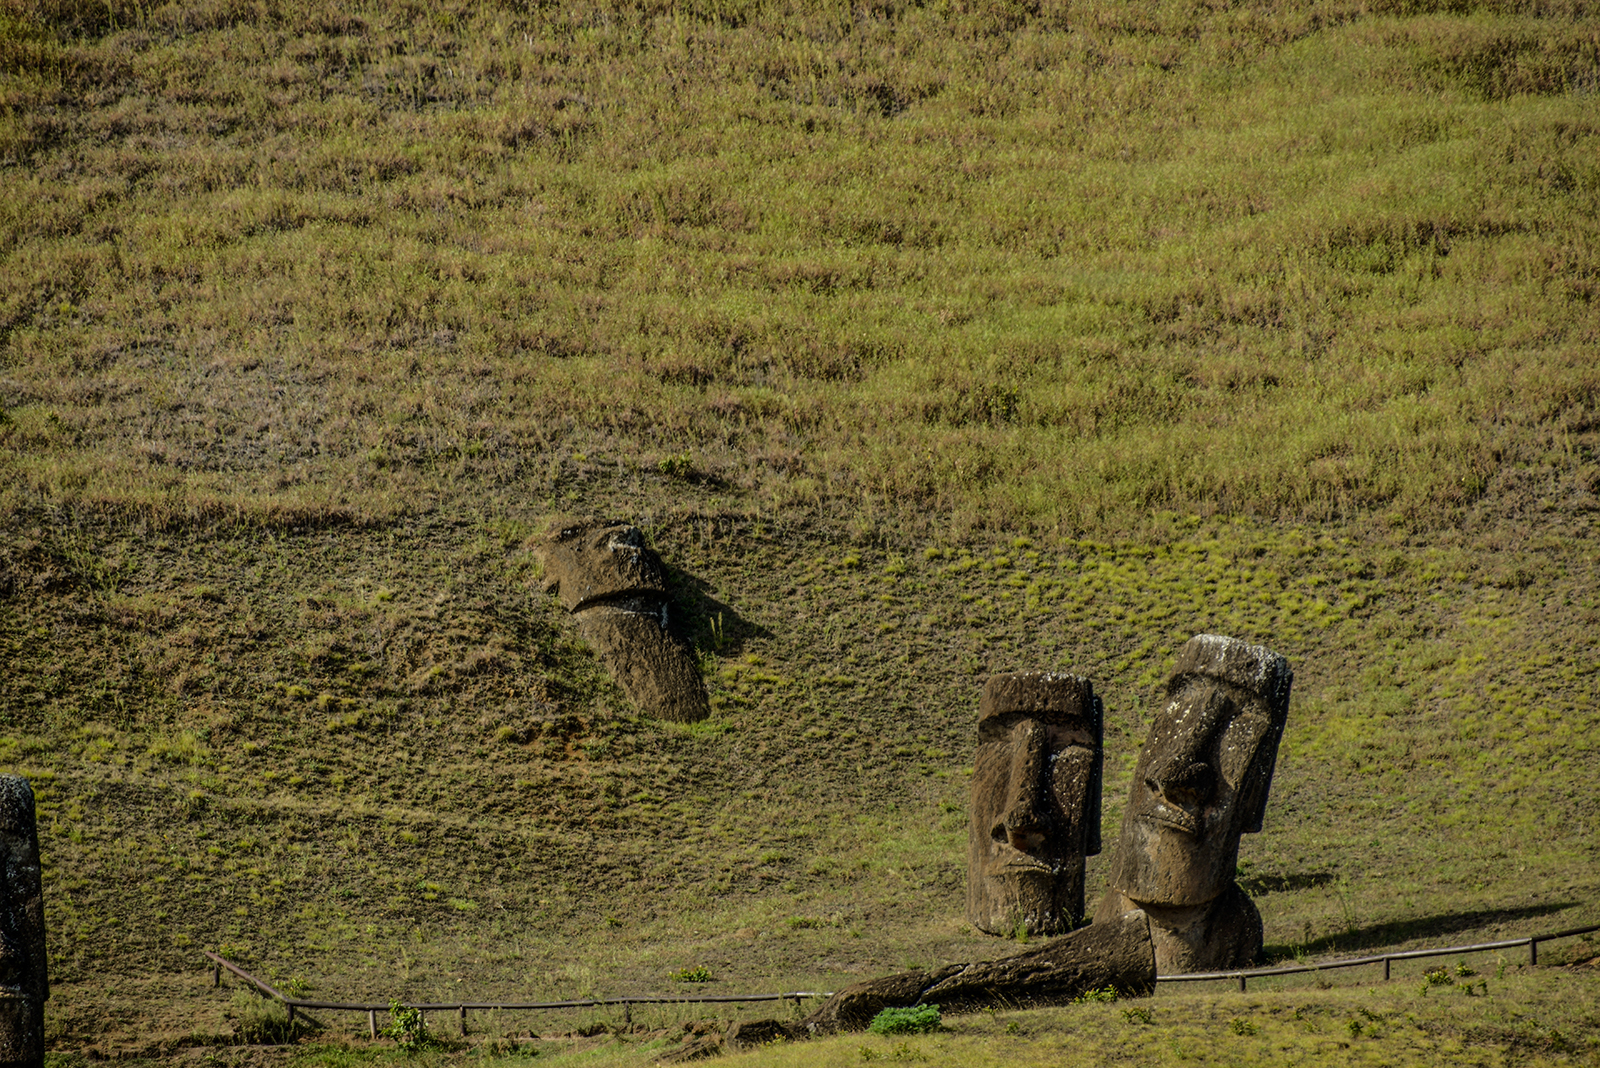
[{"xmin": 724, "ymin": 909, "xmax": 1155, "ymax": 1050}]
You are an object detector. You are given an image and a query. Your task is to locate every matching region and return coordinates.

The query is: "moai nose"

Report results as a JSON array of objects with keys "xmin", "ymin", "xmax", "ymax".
[
  {"xmin": 992, "ymin": 720, "xmax": 1049, "ymax": 853},
  {"xmin": 1149, "ymin": 759, "xmax": 1216, "ymax": 808}
]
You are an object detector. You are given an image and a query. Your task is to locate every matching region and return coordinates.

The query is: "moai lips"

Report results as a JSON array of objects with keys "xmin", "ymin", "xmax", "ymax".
[
  {"xmin": 1096, "ymin": 634, "xmax": 1292, "ymax": 974},
  {"xmin": 0, "ymin": 776, "xmax": 45, "ymax": 1068},
  {"xmin": 537, "ymin": 520, "xmax": 709, "ymax": 724},
  {"xmin": 967, "ymin": 672, "xmax": 1103, "ymax": 937}
]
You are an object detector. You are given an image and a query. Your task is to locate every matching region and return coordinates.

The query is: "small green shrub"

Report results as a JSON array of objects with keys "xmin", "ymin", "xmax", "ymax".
[
  {"xmin": 383, "ymin": 999, "xmax": 445, "ymax": 1052},
  {"xmin": 1121, "ymin": 1006, "xmax": 1153, "ymax": 1024},
  {"xmin": 1230, "ymin": 1017, "xmax": 1260, "ymax": 1036},
  {"xmin": 658, "ymin": 453, "xmax": 695, "ymax": 479},
  {"xmin": 668, "ymin": 966, "xmax": 714, "ymax": 983},
  {"xmin": 1073, "ymin": 986, "xmax": 1118, "ymax": 1004},
  {"xmin": 229, "ymin": 990, "xmax": 301, "ymax": 1044},
  {"xmin": 867, "ymin": 1004, "xmax": 942, "ymax": 1035}
]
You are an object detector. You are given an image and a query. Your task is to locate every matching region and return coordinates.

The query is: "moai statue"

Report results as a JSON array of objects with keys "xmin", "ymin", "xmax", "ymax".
[
  {"xmin": 968, "ymin": 672, "xmax": 1103, "ymax": 938},
  {"xmin": 537, "ymin": 520, "xmax": 710, "ymax": 723},
  {"xmin": 1094, "ymin": 635, "xmax": 1292, "ymax": 974},
  {"xmin": 727, "ymin": 909, "xmax": 1156, "ymax": 1046},
  {"xmin": 0, "ymin": 776, "xmax": 46, "ymax": 1068}
]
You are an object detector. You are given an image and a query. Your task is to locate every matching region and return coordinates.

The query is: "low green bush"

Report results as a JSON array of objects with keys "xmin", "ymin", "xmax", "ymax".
[{"xmin": 868, "ymin": 1005, "xmax": 942, "ymax": 1036}]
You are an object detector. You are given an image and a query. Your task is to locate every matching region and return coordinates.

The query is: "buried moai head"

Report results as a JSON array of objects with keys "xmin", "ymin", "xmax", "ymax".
[
  {"xmin": 539, "ymin": 520, "xmax": 668, "ymax": 613},
  {"xmin": 1108, "ymin": 635, "xmax": 1291, "ymax": 910},
  {"xmin": 536, "ymin": 520, "xmax": 709, "ymax": 724},
  {"xmin": 967, "ymin": 672, "xmax": 1103, "ymax": 937},
  {"xmin": 0, "ymin": 775, "xmax": 46, "ymax": 1068}
]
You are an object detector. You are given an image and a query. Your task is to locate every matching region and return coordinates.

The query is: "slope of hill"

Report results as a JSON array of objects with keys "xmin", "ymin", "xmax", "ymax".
[{"xmin": 1, "ymin": 0, "xmax": 1597, "ymax": 1062}]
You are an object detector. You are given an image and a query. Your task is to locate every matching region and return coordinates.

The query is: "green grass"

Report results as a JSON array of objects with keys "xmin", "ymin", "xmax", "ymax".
[
  {"xmin": 2, "ymin": 0, "xmax": 1598, "ymax": 534},
  {"xmin": 3, "ymin": 0, "xmax": 1599, "ymax": 1063}
]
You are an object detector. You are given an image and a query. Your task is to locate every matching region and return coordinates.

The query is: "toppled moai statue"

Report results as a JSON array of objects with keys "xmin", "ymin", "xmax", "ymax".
[
  {"xmin": 728, "ymin": 909, "xmax": 1154, "ymax": 1047},
  {"xmin": 536, "ymin": 520, "xmax": 709, "ymax": 723},
  {"xmin": 968, "ymin": 672, "xmax": 1102, "ymax": 937},
  {"xmin": 0, "ymin": 776, "xmax": 46, "ymax": 1068},
  {"xmin": 1094, "ymin": 635, "xmax": 1292, "ymax": 974}
]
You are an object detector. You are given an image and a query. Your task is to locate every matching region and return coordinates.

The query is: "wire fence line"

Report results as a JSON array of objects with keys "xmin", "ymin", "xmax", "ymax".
[
  {"xmin": 206, "ymin": 918, "xmax": 1599, "ymax": 1036},
  {"xmin": 1155, "ymin": 921, "xmax": 1600, "ymax": 992},
  {"xmin": 206, "ymin": 952, "xmax": 832, "ymax": 1037}
]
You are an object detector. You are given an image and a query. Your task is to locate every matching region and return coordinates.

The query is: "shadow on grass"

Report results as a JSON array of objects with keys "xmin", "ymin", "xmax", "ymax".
[
  {"xmin": 666, "ymin": 565, "xmax": 774, "ymax": 659},
  {"xmin": 1242, "ymin": 872, "xmax": 1336, "ymax": 896},
  {"xmin": 1266, "ymin": 901, "xmax": 1582, "ymax": 960}
]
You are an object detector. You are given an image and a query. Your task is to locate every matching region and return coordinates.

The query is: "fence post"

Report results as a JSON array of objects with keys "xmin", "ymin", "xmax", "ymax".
[
  {"xmin": 368, "ymin": 1008, "xmax": 378, "ymax": 1039},
  {"xmin": 213, "ymin": 962, "xmax": 221, "ymax": 988},
  {"xmin": 1383, "ymin": 957, "xmax": 1390, "ymax": 981},
  {"xmin": 1237, "ymin": 975, "xmax": 1246, "ymax": 993},
  {"xmin": 287, "ymin": 1004, "xmax": 296, "ymax": 1026},
  {"xmin": 1529, "ymin": 939, "xmax": 1538, "ymax": 966},
  {"xmin": 624, "ymin": 1001, "xmax": 632, "ymax": 1027},
  {"xmin": 459, "ymin": 1006, "xmax": 467, "ymax": 1036}
]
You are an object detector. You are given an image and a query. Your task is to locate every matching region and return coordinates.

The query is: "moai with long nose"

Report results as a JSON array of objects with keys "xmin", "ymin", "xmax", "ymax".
[
  {"xmin": 0, "ymin": 775, "xmax": 46, "ymax": 1068},
  {"xmin": 967, "ymin": 672, "xmax": 1103, "ymax": 937},
  {"xmin": 1094, "ymin": 635, "xmax": 1292, "ymax": 973},
  {"xmin": 536, "ymin": 519, "xmax": 710, "ymax": 723}
]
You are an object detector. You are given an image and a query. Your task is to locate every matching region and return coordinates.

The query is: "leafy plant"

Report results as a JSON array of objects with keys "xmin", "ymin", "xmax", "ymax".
[
  {"xmin": 1230, "ymin": 1018, "xmax": 1260, "ymax": 1036},
  {"xmin": 867, "ymin": 1005, "xmax": 942, "ymax": 1036},
  {"xmin": 658, "ymin": 453, "xmax": 695, "ymax": 480},
  {"xmin": 229, "ymin": 990, "xmax": 302, "ymax": 1044},
  {"xmin": 1121, "ymin": 1007, "xmax": 1153, "ymax": 1025},
  {"xmin": 668, "ymin": 966, "xmax": 714, "ymax": 983},
  {"xmin": 382, "ymin": 999, "xmax": 444, "ymax": 1052},
  {"xmin": 1073, "ymin": 987, "xmax": 1119, "ymax": 1004}
]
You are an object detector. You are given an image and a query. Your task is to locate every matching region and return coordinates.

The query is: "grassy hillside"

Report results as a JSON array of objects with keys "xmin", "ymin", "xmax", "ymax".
[{"xmin": 1, "ymin": 0, "xmax": 1598, "ymax": 1063}]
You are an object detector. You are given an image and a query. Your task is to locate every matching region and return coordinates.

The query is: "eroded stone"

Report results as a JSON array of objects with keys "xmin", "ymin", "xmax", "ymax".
[
  {"xmin": 728, "ymin": 910, "xmax": 1155, "ymax": 1046},
  {"xmin": 0, "ymin": 775, "xmax": 45, "ymax": 1068},
  {"xmin": 968, "ymin": 671, "xmax": 1102, "ymax": 937},
  {"xmin": 540, "ymin": 521, "xmax": 668, "ymax": 612},
  {"xmin": 1095, "ymin": 634, "xmax": 1291, "ymax": 974},
  {"xmin": 534, "ymin": 520, "xmax": 709, "ymax": 723}
]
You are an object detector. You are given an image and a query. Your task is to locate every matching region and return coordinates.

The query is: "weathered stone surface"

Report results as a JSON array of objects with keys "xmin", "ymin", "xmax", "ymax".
[
  {"xmin": 0, "ymin": 775, "xmax": 45, "ymax": 1068},
  {"xmin": 792, "ymin": 910, "xmax": 1154, "ymax": 1036},
  {"xmin": 724, "ymin": 1018, "xmax": 798, "ymax": 1049},
  {"xmin": 1097, "ymin": 634, "xmax": 1291, "ymax": 974},
  {"xmin": 540, "ymin": 521, "xmax": 668, "ymax": 612},
  {"xmin": 534, "ymin": 520, "xmax": 709, "ymax": 723},
  {"xmin": 574, "ymin": 604, "xmax": 710, "ymax": 724},
  {"xmin": 968, "ymin": 671, "xmax": 1102, "ymax": 937}
]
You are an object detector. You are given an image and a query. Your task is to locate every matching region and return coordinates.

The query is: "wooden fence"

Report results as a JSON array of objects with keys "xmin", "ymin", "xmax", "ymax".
[
  {"xmin": 207, "ymin": 918, "xmax": 1598, "ymax": 1036},
  {"xmin": 1155, "ymin": 921, "xmax": 1600, "ymax": 992},
  {"xmin": 206, "ymin": 951, "xmax": 831, "ymax": 1038}
]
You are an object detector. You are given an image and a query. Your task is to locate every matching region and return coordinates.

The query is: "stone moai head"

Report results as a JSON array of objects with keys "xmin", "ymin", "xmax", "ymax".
[
  {"xmin": 967, "ymin": 672, "xmax": 1103, "ymax": 937},
  {"xmin": 0, "ymin": 774, "xmax": 45, "ymax": 1068},
  {"xmin": 1108, "ymin": 635, "xmax": 1291, "ymax": 909},
  {"xmin": 540, "ymin": 521, "xmax": 668, "ymax": 613},
  {"xmin": 536, "ymin": 519, "xmax": 710, "ymax": 723}
]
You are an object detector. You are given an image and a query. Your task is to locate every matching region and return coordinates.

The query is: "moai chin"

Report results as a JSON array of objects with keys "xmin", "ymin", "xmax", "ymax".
[
  {"xmin": 0, "ymin": 775, "xmax": 46, "ymax": 1068},
  {"xmin": 1095, "ymin": 635, "xmax": 1292, "ymax": 974},
  {"xmin": 967, "ymin": 672, "xmax": 1103, "ymax": 938},
  {"xmin": 537, "ymin": 520, "xmax": 710, "ymax": 723}
]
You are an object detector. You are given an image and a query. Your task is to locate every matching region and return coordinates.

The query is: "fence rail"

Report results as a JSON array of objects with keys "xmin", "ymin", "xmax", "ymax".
[
  {"xmin": 207, "ymin": 918, "xmax": 1598, "ymax": 1035},
  {"xmin": 205, "ymin": 952, "xmax": 831, "ymax": 1037},
  {"xmin": 1155, "ymin": 921, "xmax": 1600, "ymax": 992}
]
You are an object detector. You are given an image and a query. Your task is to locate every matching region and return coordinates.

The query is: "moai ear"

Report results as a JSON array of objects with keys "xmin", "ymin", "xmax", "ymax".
[
  {"xmin": 1085, "ymin": 694, "xmax": 1103, "ymax": 857},
  {"xmin": 1237, "ymin": 715, "xmax": 1285, "ymax": 834}
]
